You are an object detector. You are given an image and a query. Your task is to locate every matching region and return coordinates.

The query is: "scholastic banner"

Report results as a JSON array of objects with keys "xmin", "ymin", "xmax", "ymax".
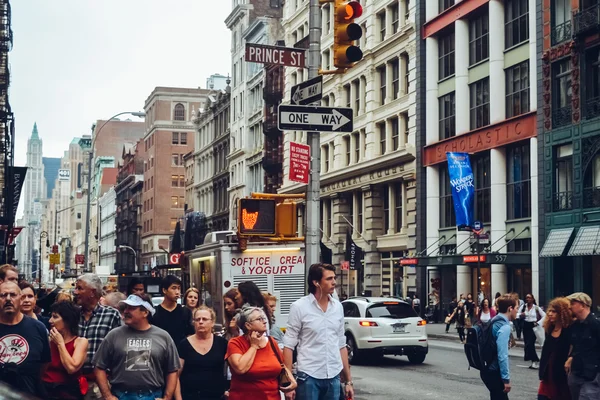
[
  {"xmin": 345, "ymin": 230, "xmax": 363, "ymax": 271},
  {"xmin": 446, "ymin": 152, "xmax": 475, "ymax": 230}
]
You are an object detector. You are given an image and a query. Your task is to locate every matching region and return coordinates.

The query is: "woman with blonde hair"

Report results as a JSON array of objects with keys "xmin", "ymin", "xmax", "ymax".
[
  {"xmin": 538, "ymin": 297, "xmax": 573, "ymax": 400},
  {"xmin": 55, "ymin": 290, "xmax": 73, "ymax": 303},
  {"xmin": 184, "ymin": 287, "xmax": 201, "ymax": 312}
]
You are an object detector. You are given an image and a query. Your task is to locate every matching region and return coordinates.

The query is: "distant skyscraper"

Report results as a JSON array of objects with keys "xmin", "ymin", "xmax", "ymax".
[
  {"xmin": 42, "ymin": 157, "xmax": 61, "ymax": 199},
  {"xmin": 206, "ymin": 73, "xmax": 229, "ymax": 91}
]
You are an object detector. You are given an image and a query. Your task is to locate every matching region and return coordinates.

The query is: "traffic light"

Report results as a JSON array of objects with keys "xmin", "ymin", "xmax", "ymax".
[
  {"xmin": 333, "ymin": 0, "xmax": 363, "ymax": 69},
  {"xmin": 238, "ymin": 199, "xmax": 277, "ymax": 236}
]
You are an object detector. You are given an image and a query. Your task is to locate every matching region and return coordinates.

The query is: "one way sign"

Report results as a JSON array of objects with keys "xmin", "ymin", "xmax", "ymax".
[
  {"xmin": 278, "ymin": 104, "xmax": 353, "ymax": 133},
  {"xmin": 291, "ymin": 76, "xmax": 322, "ymax": 105}
]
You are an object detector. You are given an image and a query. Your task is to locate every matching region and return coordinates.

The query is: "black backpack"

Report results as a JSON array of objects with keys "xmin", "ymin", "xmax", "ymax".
[{"xmin": 464, "ymin": 318, "xmax": 504, "ymax": 370}]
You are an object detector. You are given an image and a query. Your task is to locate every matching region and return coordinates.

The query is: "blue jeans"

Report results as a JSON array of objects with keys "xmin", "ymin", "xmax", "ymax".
[
  {"xmin": 112, "ymin": 389, "xmax": 163, "ymax": 400},
  {"xmin": 296, "ymin": 371, "xmax": 341, "ymax": 400}
]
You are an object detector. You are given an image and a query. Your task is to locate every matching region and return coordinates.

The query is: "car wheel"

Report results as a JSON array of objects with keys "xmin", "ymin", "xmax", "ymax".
[
  {"xmin": 346, "ymin": 335, "xmax": 362, "ymax": 365},
  {"xmin": 407, "ymin": 352, "xmax": 426, "ymax": 364}
]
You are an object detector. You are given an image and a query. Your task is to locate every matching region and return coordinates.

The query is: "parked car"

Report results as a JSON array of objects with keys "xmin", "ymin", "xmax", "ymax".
[{"xmin": 342, "ymin": 297, "xmax": 428, "ymax": 364}]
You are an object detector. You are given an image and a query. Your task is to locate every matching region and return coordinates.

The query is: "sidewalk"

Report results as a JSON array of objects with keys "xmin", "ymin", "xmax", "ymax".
[{"xmin": 426, "ymin": 322, "xmax": 541, "ymax": 349}]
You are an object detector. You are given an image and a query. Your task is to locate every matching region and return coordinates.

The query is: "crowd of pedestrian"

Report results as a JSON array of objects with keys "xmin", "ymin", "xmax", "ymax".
[{"xmin": 0, "ymin": 262, "xmax": 353, "ymax": 400}]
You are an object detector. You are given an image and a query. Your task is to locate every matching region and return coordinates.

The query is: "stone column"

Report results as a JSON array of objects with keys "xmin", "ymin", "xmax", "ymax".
[
  {"xmin": 489, "ymin": 0, "xmax": 506, "ymax": 123},
  {"xmin": 362, "ymin": 185, "xmax": 384, "ymax": 296},
  {"xmin": 455, "ymin": 19, "xmax": 470, "ymax": 135},
  {"xmin": 491, "ymin": 148, "xmax": 508, "ymax": 295},
  {"xmin": 530, "ymin": 137, "xmax": 539, "ymax": 300}
]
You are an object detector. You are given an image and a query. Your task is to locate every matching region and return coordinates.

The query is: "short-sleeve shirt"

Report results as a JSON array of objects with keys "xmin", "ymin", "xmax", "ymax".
[
  {"xmin": 93, "ymin": 325, "xmax": 181, "ymax": 392},
  {"xmin": 78, "ymin": 304, "xmax": 122, "ymax": 375},
  {"xmin": 0, "ymin": 315, "xmax": 51, "ymax": 397},
  {"xmin": 152, "ymin": 304, "xmax": 194, "ymax": 345},
  {"xmin": 225, "ymin": 336, "xmax": 282, "ymax": 400},
  {"xmin": 178, "ymin": 335, "xmax": 227, "ymax": 400}
]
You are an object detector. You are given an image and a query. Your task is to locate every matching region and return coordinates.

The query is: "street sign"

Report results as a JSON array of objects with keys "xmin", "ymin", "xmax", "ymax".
[
  {"xmin": 58, "ymin": 169, "xmax": 71, "ymax": 181},
  {"xmin": 473, "ymin": 221, "xmax": 482, "ymax": 231},
  {"xmin": 49, "ymin": 254, "xmax": 60, "ymax": 264},
  {"xmin": 75, "ymin": 254, "xmax": 85, "ymax": 265},
  {"xmin": 278, "ymin": 105, "xmax": 353, "ymax": 133},
  {"xmin": 289, "ymin": 142, "xmax": 310, "ymax": 184},
  {"xmin": 245, "ymin": 43, "xmax": 306, "ymax": 68},
  {"xmin": 291, "ymin": 76, "xmax": 323, "ymax": 105},
  {"xmin": 169, "ymin": 253, "xmax": 181, "ymax": 265},
  {"xmin": 477, "ymin": 233, "xmax": 490, "ymax": 245}
]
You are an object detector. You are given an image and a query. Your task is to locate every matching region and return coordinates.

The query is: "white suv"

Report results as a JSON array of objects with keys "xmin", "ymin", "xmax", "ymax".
[{"xmin": 342, "ymin": 297, "xmax": 428, "ymax": 364}]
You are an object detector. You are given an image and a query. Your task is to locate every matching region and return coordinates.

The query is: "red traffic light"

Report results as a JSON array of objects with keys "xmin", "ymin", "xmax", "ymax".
[
  {"xmin": 346, "ymin": 1, "xmax": 363, "ymax": 19},
  {"xmin": 337, "ymin": 1, "xmax": 363, "ymax": 21}
]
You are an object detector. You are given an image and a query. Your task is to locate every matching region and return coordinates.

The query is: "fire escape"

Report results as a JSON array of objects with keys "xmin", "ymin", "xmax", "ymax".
[
  {"xmin": 0, "ymin": 0, "xmax": 13, "ymax": 263},
  {"xmin": 263, "ymin": 62, "xmax": 285, "ymax": 193}
]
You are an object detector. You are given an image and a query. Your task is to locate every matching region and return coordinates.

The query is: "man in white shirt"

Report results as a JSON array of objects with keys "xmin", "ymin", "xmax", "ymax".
[{"xmin": 284, "ymin": 263, "xmax": 354, "ymax": 400}]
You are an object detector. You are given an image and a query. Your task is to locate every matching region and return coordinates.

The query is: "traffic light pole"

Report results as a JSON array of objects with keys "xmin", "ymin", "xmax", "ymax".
[{"xmin": 305, "ymin": 0, "xmax": 323, "ymax": 290}]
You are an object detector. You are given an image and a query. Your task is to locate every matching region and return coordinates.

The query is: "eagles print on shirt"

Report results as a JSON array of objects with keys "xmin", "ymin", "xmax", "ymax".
[{"xmin": 125, "ymin": 338, "xmax": 152, "ymax": 371}]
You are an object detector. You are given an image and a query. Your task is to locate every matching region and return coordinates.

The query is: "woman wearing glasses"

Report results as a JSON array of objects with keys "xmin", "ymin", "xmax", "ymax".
[
  {"xmin": 226, "ymin": 306, "xmax": 296, "ymax": 400},
  {"xmin": 175, "ymin": 306, "xmax": 228, "ymax": 400}
]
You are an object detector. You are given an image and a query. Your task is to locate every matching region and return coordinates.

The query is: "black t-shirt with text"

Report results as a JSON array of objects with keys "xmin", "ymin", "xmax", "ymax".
[
  {"xmin": 152, "ymin": 304, "xmax": 194, "ymax": 345},
  {"xmin": 0, "ymin": 315, "xmax": 51, "ymax": 397}
]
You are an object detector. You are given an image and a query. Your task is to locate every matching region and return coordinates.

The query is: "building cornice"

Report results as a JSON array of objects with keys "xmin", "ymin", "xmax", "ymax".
[{"xmin": 225, "ymin": 3, "xmax": 252, "ymax": 29}]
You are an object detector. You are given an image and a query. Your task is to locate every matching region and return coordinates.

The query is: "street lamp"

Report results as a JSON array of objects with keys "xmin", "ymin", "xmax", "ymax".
[
  {"xmin": 83, "ymin": 111, "xmax": 146, "ymax": 271},
  {"xmin": 39, "ymin": 231, "xmax": 49, "ymax": 288},
  {"xmin": 118, "ymin": 245, "xmax": 138, "ymax": 271}
]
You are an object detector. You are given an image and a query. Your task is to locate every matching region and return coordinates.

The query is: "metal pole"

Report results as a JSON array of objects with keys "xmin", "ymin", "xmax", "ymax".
[
  {"xmin": 305, "ymin": 0, "xmax": 322, "ymax": 291},
  {"xmin": 38, "ymin": 233, "xmax": 42, "ymax": 288},
  {"xmin": 84, "ymin": 148, "xmax": 92, "ymax": 272},
  {"xmin": 476, "ymin": 234, "xmax": 481, "ymax": 299},
  {"xmin": 54, "ymin": 210, "xmax": 57, "ymax": 246}
]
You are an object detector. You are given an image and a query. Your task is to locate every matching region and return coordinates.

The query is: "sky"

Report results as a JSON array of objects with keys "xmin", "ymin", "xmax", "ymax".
[{"xmin": 10, "ymin": 0, "xmax": 232, "ymax": 166}]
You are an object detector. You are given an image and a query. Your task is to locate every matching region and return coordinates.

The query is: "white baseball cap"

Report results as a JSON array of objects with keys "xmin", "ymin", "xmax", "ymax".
[{"xmin": 120, "ymin": 294, "xmax": 156, "ymax": 316}]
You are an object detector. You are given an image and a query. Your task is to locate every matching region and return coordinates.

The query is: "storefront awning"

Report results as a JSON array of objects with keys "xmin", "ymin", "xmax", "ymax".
[
  {"xmin": 539, "ymin": 228, "xmax": 575, "ymax": 257},
  {"xmin": 568, "ymin": 226, "xmax": 600, "ymax": 256}
]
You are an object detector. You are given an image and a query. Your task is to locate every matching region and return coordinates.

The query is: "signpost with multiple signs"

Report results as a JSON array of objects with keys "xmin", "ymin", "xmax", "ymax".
[
  {"xmin": 278, "ymin": 104, "xmax": 353, "ymax": 133},
  {"xmin": 289, "ymin": 142, "xmax": 310, "ymax": 184},
  {"xmin": 290, "ymin": 76, "xmax": 323, "ymax": 106},
  {"xmin": 245, "ymin": 43, "xmax": 306, "ymax": 68}
]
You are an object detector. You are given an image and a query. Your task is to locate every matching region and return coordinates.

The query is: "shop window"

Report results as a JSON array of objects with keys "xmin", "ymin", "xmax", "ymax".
[
  {"xmin": 507, "ymin": 238, "xmax": 532, "ymax": 253},
  {"xmin": 439, "ymin": 29, "xmax": 455, "ymax": 80},
  {"xmin": 506, "ymin": 61, "xmax": 530, "ymax": 118},
  {"xmin": 439, "ymin": 92, "xmax": 456, "ymax": 140},
  {"xmin": 470, "ymin": 78, "xmax": 490, "ymax": 129},
  {"xmin": 505, "ymin": 0, "xmax": 529, "ymax": 48},
  {"xmin": 507, "ymin": 143, "xmax": 531, "ymax": 219},
  {"xmin": 552, "ymin": 58, "xmax": 572, "ymax": 128},
  {"xmin": 554, "ymin": 144, "xmax": 574, "ymax": 211},
  {"xmin": 440, "ymin": 166, "xmax": 456, "ymax": 228},
  {"xmin": 469, "ymin": 10, "xmax": 489, "ymax": 65}
]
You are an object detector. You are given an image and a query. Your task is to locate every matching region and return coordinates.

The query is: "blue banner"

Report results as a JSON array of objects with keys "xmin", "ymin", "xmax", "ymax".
[{"xmin": 446, "ymin": 152, "xmax": 475, "ymax": 230}]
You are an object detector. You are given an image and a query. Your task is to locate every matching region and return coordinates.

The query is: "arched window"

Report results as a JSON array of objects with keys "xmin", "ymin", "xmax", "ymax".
[{"xmin": 174, "ymin": 103, "xmax": 185, "ymax": 121}]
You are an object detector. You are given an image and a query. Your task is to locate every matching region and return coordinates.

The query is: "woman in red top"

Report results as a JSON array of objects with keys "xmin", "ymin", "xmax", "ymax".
[
  {"xmin": 42, "ymin": 301, "xmax": 89, "ymax": 400},
  {"xmin": 226, "ymin": 307, "xmax": 296, "ymax": 400}
]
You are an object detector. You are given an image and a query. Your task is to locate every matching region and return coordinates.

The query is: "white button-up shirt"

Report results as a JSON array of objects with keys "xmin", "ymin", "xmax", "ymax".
[{"xmin": 283, "ymin": 294, "xmax": 345, "ymax": 379}]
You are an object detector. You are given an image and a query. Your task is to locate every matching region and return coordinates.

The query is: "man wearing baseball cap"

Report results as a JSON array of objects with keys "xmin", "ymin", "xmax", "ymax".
[
  {"xmin": 92, "ymin": 294, "xmax": 180, "ymax": 400},
  {"xmin": 565, "ymin": 292, "xmax": 600, "ymax": 400}
]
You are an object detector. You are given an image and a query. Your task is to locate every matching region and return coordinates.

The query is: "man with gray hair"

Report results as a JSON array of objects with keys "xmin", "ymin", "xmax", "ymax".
[{"xmin": 74, "ymin": 273, "xmax": 121, "ymax": 399}]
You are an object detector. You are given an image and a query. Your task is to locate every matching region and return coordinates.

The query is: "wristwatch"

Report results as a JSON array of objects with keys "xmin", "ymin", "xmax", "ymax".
[{"xmin": 345, "ymin": 381, "xmax": 354, "ymax": 386}]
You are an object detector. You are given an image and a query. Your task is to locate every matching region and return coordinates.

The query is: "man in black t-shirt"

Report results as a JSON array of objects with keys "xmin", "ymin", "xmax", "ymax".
[
  {"xmin": 0, "ymin": 281, "xmax": 51, "ymax": 397},
  {"xmin": 152, "ymin": 275, "xmax": 193, "ymax": 344}
]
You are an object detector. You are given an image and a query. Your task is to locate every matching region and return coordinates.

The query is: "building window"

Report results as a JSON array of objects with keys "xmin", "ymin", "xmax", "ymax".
[
  {"xmin": 171, "ymin": 175, "xmax": 178, "ymax": 187},
  {"xmin": 584, "ymin": 47, "xmax": 600, "ymax": 120},
  {"xmin": 378, "ymin": 122, "xmax": 386, "ymax": 155},
  {"xmin": 344, "ymin": 136, "xmax": 351, "ymax": 166},
  {"xmin": 391, "ymin": 59, "xmax": 400, "ymax": 100},
  {"xmin": 378, "ymin": 65, "xmax": 386, "ymax": 105},
  {"xmin": 172, "ymin": 132, "xmax": 179, "ymax": 145},
  {"xmin": 344, "ymin": 84, "xmax": 351, "ymax": 108},
  {"xmin": 401, "ymin": 53, "xmax": 409, "ymax": 95},
  {"xmin": 171, "ymin": 196, "xmax": 179, "ymax": 208},
  {"xmin": 506, "ymin": 61, "xmax": 530, "ymax": 118},
  {"xmin": 473, "ymin": 153, "xmax": 491, "ymax": 223},
  {"xmin": 353, "ymin": 132, "xmax": 360, "ymax": 162},
  {"xmin": 170, "ymin": 218, "xmax": 177, "ymax": 231},
  {"xmin": 552, "ymin": 58, "xmax": 572, "ymax": 128},
  {"xmin": 353, "ymin": 80, "xmax": 360, "ymax": 114},
  {"xmin": 180, "ymin": 132, "xmax": 187, "ymax": 145},
  {"xmin": 174, "ymin": 103, "xmax": 185, "ymax": 121},
  {"xmin": 552, "ymin": 0, "xmax": 572, "ymax": 45},
  {"xmin": 505, "ymin": 0, "xmax": 529, "ymax": 48},
  {"xmin": 469, "ymin": 11, "xmax": 489, "ymax": 65},
  {"xmin": 378, "ymin": 11, "xmax": 386, "ymax": 42},
  {"xmin": 323, "ymin": 145, "xmax": 330, "ymax": 172},
  {"xmin": 322, "ymin": 49, "xmax": 330, "ymax": 70},
  {"xmin": 470, "ymin": 78, "xmax": 490, "ymax": 129},
  {"xmin": 439, "ymin": 92, "xmax": 456, "ymax": 140},
  {"xmin": 356, "ymin": 192, "xmax": 363, "ymax": 233},
  {"xmin": 383, "ymin": 185, "xmax": 390, "ymax": 233},
  {"xmin": 507, "ymin": 143, "xmax": 531, "ymax": 219},
  {"xmin": 439, "ymin": 30, "xmax": 455, "ymax": 80},
  {"xmin": 392, "ymin": 2, "xmax": 400, "ymax": 34},
  {"xmin": 394, "ymin": 183, "xmax": 403, "ymax": 233},
  {"xmin": 554, "ymin": 144, "xmax": 573, "ymax": 211},
  {"xmin": 439, "ymin": 0, "xmax": 455, "ymax": 12},
  {"xmin": 172, "ymin": 154, "xmax": 180, "ymax": 166},
  {"xmin": 179, "ymin": 175, "xmax": 185, "ymax": 187},
  {"xmin": 440, "ymin": 166, "xmax": 456, "ymax": 228},
  {"xmin": 391, "ymin": 117, "xmax": 399, "ymax": 151}
]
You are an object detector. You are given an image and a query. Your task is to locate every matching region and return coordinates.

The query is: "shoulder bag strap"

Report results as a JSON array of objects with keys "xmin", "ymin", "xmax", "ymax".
[{"xmin": 268, "ymin": 336, "xmax": 284, "ymax": 365}]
